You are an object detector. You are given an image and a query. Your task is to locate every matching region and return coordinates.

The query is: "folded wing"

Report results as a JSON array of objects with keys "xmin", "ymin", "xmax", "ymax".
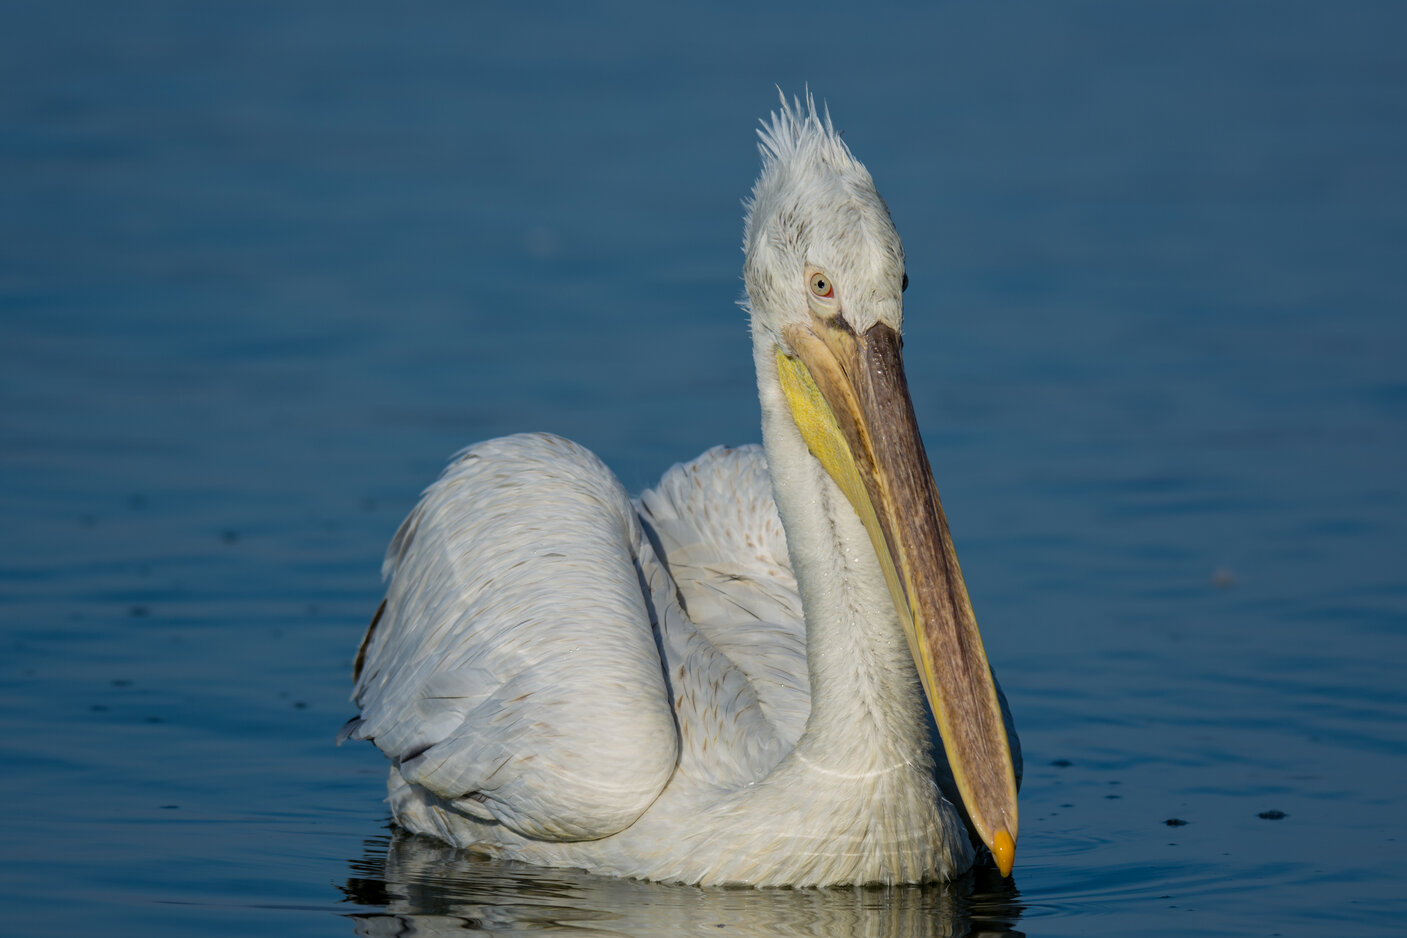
[{"xmin": 347, "ymin": 433, "xmax": 680, "ymax": 842}]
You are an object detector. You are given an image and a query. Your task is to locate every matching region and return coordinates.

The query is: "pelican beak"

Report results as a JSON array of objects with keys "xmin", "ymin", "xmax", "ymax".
[{"xmin": 776, "ymin": 314, "xmax": 1019, "ymax": 877}]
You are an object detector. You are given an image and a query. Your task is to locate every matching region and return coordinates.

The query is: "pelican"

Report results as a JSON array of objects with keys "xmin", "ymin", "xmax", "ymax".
[{"xmin": 344, "ymin": 93, "xmax": 1020, "ymax": 887}]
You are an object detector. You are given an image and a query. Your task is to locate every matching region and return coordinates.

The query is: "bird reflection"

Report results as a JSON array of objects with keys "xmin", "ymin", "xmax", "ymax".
[{"xmin": 340, "ymin": 828, "xmax": 1025, "ymax": 937}]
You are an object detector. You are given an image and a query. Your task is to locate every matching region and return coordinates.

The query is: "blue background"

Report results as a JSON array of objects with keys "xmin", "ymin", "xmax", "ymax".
[{"xmin": 2, "ymin": 2, "xmax": 1404, "ymax": 935}]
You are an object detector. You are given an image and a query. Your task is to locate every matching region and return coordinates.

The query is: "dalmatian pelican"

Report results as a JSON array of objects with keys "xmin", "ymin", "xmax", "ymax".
[{"xmin": 344, "ymin": 92, "xmax": 1021, "ymax": 887}]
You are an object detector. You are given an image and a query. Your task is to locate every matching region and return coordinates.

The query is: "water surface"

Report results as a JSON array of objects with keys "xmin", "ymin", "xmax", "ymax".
[{"xmin": 2, "ymin": 2, "xmax": 1405, "ymax": 936}]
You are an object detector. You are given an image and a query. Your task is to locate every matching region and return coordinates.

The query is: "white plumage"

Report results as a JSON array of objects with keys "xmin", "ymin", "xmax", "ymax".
[{"xmin": 346, "ymin": 93, "xmax": 1020, "ymax": 887}]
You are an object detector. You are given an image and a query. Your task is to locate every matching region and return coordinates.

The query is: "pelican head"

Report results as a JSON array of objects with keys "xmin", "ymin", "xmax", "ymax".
[{"xmin": 742, "ymin": 93, "xmax": 1019, "ymax": 876}]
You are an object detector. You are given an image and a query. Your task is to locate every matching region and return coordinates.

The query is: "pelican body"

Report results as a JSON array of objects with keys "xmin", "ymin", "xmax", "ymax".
[{"xmin": 346, "ymin": 94, "xmax": 1020, "ymax": 887}]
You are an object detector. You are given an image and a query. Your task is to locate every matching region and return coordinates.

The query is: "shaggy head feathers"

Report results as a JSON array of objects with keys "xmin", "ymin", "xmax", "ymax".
[{"xmin": 742, "ymin": 91, "xmax": 907, "ymax": 340}]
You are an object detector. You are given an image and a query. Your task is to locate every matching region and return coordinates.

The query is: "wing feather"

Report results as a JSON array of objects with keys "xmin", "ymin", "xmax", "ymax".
[
  {"xmin": 637, "ymin": 445, "xmax": 811, "ymax": 749},
  {"xmin": 350, "ymin": 433, "xmax": 679, "ymax": 842}
]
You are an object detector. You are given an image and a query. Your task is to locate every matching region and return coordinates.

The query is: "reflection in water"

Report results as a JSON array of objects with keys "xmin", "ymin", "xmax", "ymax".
[{"xmin": 341, "ymin": 829, "xmax": 1025, "ymax": 936}]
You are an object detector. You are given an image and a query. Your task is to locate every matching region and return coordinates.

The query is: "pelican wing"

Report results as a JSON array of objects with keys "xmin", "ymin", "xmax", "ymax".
[
  {"xmin": 348, "ymin": 433, "xmax": 680, "ymax": 842},
  {"xmin": 636, "ymin": 445, "xmax": 810, "ymax": 749}
]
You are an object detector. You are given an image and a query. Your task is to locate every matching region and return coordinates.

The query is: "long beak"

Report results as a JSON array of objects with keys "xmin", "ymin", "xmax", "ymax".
[{"xmin": 776, "ymin": 314, "xmax": 1019, "ymax": 877}]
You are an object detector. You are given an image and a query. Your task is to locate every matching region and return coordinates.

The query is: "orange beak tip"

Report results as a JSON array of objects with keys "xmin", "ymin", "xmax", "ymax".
[{"xmin": 991, "ymin": 828, "xmax": 1016, "ymax": 877}]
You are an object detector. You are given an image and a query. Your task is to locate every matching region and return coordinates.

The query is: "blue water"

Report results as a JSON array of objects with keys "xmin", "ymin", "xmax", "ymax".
[{"xmin": 3, "ymin": 2, "xmax": 1405, "ymax": 935}]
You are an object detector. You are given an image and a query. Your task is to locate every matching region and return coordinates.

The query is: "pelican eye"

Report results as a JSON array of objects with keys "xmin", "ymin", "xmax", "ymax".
[
  {"xmin": 809, "ymin": 273, "xmax": 834, "ymax": 298},
  {"xmin": 902, "ymin": 272, "xmax": 909, "ymax": 293}
]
